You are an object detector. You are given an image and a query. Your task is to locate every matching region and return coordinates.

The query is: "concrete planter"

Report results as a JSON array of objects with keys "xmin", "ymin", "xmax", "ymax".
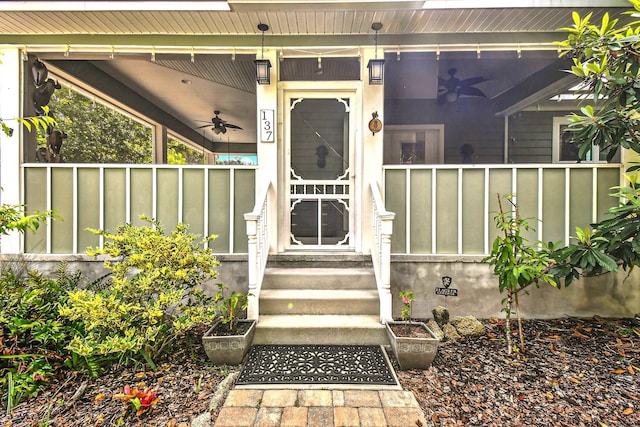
[
  {"xmin": 386, "ymin": 321, "xmax": 439, "ymax": 370},
  {"xmin": 202, "ymin": 319, "xmax": 256, "ymax": 365}
]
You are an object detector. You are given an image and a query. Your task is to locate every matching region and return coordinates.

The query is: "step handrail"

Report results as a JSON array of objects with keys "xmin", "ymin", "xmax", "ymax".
[
  {"xmin": 245, "ymin": 182, "xmax": 271, "ymax": 320},
  {"xmin": 370, "ymin": 180, "xmax": 395, "ymax": 323}
]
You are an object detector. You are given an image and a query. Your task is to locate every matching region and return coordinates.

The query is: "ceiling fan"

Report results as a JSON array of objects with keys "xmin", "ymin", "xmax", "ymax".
[
  {"xmin": 437, "ymin": 68, "xmax": 489, "ymax": 105},
  {"xmin": 197, "ymin": 111, "xmax": 243, "ymax": 135}
]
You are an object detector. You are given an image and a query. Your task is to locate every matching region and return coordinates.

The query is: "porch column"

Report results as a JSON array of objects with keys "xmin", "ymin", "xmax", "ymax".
[
  {"xmin": 255, "ymin": 48, "xmax": 278, "ymax": 253},
  {"xmin": 153, "ymin": 124, "xmax": 167, "ymax": 164},
  {"xmin": 360, "ymin": 47, "xmax": 385, "ymax": 254},
  {"xmin": 0, "ymin": 48, "xmax": 23, "ymax": 253}
]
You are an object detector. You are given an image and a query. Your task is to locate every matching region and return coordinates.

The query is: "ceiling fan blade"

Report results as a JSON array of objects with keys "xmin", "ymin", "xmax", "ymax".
[
  {"xmin": 196, "ymin": 124, "xmax": 211, "ymax": 129},
  {"xmin": 225, "ymin": 123, "xmax": 243, "ymax": 130},
  {"xmin": 460, "ymin": 76, "xmax": 488, "ymax": 87},
  {"xmin": 458, "ymin": 86, "xmax": 487, "ymax": 98}
]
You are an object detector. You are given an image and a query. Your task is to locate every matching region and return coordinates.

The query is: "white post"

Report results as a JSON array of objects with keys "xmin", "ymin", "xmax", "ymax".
[
  {"xmin": 379, "ymin": 212, "xmax": 394, "ymax": 322},
  {"xmin": 0, "ymin": 48, "xmax": 23, "ymax": 254},
  {"xmin": 245, "ymin": 214, "xmax": 259, "ymax": 319}
]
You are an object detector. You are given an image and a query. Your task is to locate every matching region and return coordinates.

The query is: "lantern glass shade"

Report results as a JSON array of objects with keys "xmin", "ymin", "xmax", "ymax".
[
  {"xmin": 367, "ymin": 59, "xmax": 385, "ymax": 85},
  {"xmin": 255, "ymin": 59, "xmax": 271, "ymax": 85}
]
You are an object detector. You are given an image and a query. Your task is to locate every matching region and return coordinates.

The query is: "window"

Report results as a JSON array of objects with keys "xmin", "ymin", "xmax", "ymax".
[
  {"xmin": 383, "ymin": 125, "xmax": 444, "ymax": 165},
  {"xmin": 552, "ymin": 117, "xmax": 619, "ymax": 163}
]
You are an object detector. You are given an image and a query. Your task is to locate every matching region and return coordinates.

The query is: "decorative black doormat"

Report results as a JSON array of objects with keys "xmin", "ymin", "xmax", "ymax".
[{"xmin": 236, "ymin": 345, "xmax": 397, "ymax": 385}]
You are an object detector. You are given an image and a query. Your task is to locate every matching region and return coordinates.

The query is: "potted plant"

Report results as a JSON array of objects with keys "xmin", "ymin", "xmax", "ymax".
[
  {"xmin": 202, "ymin": 284, "xmax": 255, "ymax": 365},
  {"xmin": 386, "ymin": 291, "xmax": 439, "ymax": 370}
]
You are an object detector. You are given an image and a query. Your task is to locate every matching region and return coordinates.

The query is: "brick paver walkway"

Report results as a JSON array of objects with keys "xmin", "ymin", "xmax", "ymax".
[{"xmin": 213, "ymin": 388, "xmax": 428, "ymax": 427}]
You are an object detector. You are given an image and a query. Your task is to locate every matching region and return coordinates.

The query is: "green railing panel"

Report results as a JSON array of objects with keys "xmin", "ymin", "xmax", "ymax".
[
  {"xmin": 24, "ymin": 168, "xmax": 47, "ymax": 253},
  {"xmin": 409, "ymin": 169, "xmax": 432, "ymax": 253},
  {"xmin": 103, "ymin": 168, "xmax": 126, "ymax": 234},
  {"xmin": 77, "ymin": 168, "xmax": 101, "ymax": 251},
  {"xmin": 461, "ymin": 169, "xmax": 485, "ymax": 254},
  {"xmin": 182, "ymin": 168, "xmax": 206, "ymax": 238},
  {"xmin": 130, "ymin": 169, "xmax": 153, "ymax": 226},
  {"xmin": 156, "ymin": 169, "xmax": 179, "ymax": 231},
  {"xmin": 208, "ymin": 169, "xmax": 231, "ymax": 252},
  {"xmin": 516, "ymin": 168, "xmax": 539, "ymax": 244},
  {"xmin": 542, "ymin": 169, "xmax": 566, "ymax": 245},
  {"xmin": 597, "ymin": 168, "xmax": 620, "ymax": 222},
  {"xmin": 233, "ymin": 169, "xmax": 255, "ymax": 253},
  {"xmin": 488, "ymin": 169, "xmax": 513, "ymax": 249},
  {"xmin": 569, "ymin": 169, "xmax": 593, "ymax": 238},
  {"xmin": 385, "ymin": 169, "xmax": 407, "ymax": 253},
  {"xmin": 51, "ymin": 168, "xmax": 74, "ymax": 253},
  {"xmin": 435, "ymin": 169, "xmax": 458, "ymax": 254}
]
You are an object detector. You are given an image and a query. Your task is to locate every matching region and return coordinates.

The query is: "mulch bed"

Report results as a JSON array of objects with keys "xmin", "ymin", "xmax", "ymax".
[
  {"xmin": 400, "ymin": 316, "xmax": 640, "ymax": 426},
  {"xmin": 2, "ymin": 317, "xmax": 638, "ymax": 426}
]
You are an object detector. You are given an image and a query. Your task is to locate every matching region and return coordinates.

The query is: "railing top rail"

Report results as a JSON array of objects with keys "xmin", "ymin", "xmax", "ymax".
[
  {"xmin": 370, "ymin": 180, "xmax": 395, "ymax": 219},
  {"xmin": 245, "ymin": 182, "xmax": 271, "ymax": 221},
  {"xmin": 22, "ymin": 163, "xmax": 258, "ymax": 170},
  {"xmin": 383, "ymin": 163, "xmax": 622, "ymax": 170}
]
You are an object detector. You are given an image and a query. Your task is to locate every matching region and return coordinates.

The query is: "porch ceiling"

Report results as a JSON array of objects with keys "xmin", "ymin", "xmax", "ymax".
[{"xmin": 0, "ymin": 1, "xmax": 633, "ymax": 152}]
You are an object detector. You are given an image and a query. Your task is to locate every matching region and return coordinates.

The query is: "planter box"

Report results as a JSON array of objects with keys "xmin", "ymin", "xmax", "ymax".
[
  {"xmin": 386, "ymin": 321, "xmax": 439, "ymax": 370},
  {"xmin": 202, "ymin": 319, "xmax": 256, "ymax": 365}
]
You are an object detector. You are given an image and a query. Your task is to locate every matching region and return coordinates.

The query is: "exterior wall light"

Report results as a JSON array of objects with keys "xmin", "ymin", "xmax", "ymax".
[
  {"xmin": 367, "ymin": 22, "xmax": 385, "ymax": 85},
  {"xmin": 255, "ymin": 23, "xmax": 271, "ymax": 85}
]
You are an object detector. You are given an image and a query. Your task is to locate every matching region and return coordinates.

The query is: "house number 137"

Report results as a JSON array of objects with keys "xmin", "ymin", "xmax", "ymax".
[{"xmin": 260, "ymin": 109, "xmax": 274, "ymax": 142}]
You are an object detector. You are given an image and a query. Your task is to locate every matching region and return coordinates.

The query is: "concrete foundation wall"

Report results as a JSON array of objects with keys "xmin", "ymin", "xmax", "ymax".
[
  {"xmin": 0, "ymin": 254, "xmax": 249, "ymax": 298},
  {"xmin": 391, "ymin": 256, "xmax": 640, "ymax": 320},
  {"xmin": 2, "ymin": 254, "xmax": 638, "ymax": 320}
]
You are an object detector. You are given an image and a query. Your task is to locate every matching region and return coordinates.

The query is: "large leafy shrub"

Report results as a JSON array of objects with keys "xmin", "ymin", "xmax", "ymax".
[
  {"xmin": 0, "ymin": 263, "xmax": 89, "ymax": 411},
  {"xmin": 60, "ymin": 216, "xmax": 220, "ymax": 365}
]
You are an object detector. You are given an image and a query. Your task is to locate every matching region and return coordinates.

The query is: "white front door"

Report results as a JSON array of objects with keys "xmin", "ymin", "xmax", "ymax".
[{"xmin": 282, "ymin": 87, "xmax": 358, "ymax": 250}]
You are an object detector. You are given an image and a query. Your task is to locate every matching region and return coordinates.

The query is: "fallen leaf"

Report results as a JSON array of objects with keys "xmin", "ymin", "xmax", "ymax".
[
  {"xmin": 94, "ymin": 393, "xmax": 106, "ymax": 402},
  {"xmin": 611, "ymin": 369, "xmax": 626, "ymax": 374},
  {"xmin": 546, "ymin": 391, "xmax": 554, "ymax": 399},
  {"xmin": 622, "ymin": 407, "xmax": 634, "ymax": 416},
  {"xmin": 573, "ymin": 330, "xmax": 589, "ymax": 339},
  {"xmin": 628, "ymin": 365, "xmax": 635, "ymax": 375},
  {"xmin": 547, "ymin": 335, "xmax": 561, "ymax": 340},
  {"xmin": 569, "ymin": 377, "xmax": 581, "ymax": 384}
]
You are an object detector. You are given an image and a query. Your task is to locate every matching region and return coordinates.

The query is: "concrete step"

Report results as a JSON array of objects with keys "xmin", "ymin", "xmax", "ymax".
[
  {"xmin": 262, "ymin": 267, "xmax": 376, "ymax": 290},
  {"xmin": 253, "ymin": 315, "xmax": 388, "ymax": 345},
  {"xmin": 266, "ymin": 253, "xmax": 372, "ymax": 269},
  {"xmin": 259, "ymin": 289, "xmax": 379, "ymax": 315}
]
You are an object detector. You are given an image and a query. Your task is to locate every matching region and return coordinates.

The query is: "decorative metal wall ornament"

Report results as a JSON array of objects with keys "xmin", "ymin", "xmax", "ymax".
[
  {"xmin": 255, "ymin": 23, "xmax": 271, "ymax": 85},
  {"xmin": 237, "ymin": 345, "xmax": 397, "ymax": 385},
  {"xmin": 368, "ymin": 111, "xmax": 382, "ymax": 135}
]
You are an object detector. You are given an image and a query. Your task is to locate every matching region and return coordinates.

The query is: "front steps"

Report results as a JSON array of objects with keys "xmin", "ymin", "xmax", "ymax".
[{"xmin": 253, "ymin": 258, "xmax": 388, "ymax": 345}]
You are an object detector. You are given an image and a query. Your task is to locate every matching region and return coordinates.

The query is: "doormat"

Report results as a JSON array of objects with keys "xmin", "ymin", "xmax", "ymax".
[{"xmin": 236, "ymin": 345, "xmax": 397, "ymax": 385}]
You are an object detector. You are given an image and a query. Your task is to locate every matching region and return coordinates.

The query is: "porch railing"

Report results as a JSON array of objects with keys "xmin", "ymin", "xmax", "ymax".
[
  {"xmin": 383, "ymin": 163, "xmax": 622, "ymax": 255},
  {"xmin": 21, "ymin": 163, "xmax": 256, "ymax": 254},
  {"xmin": 245, "ymin": 182, "xmax": 271, "ymax": 320},
  {"xmin": 370, "ymin": 180, "xmax": 395, "ymax": 323}
]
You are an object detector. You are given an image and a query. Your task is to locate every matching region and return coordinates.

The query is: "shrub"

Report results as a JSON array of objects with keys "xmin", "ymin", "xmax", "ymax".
[
  {"xmin": 0, "ymin": 263, "xmax": 89, "ymax": 411},
  {"xmin": 59, "ymin": 216, "xmax": 220, "ymax": 366}
]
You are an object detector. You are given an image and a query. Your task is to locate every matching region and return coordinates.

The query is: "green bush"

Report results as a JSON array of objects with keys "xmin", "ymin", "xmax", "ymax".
[
  {"xmin": 60, "ymin": 216, "xmax": 220, "ymax": 366},
  {"xmin": 0, "ymin": 263, "xmax": 89, "ymax": 411}
]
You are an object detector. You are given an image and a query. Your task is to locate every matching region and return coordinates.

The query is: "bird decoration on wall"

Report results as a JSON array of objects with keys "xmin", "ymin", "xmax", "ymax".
[
  {"xmin": 197, "ymin": 111, "xmax": 242, "ymax": 135},
  {"xmin": 437, "ymin": 68, "xmax": 489, "ymax": 105},
  {"xmin": 32, "ymin": 59, "xmax": 61, "ymax": 115}
]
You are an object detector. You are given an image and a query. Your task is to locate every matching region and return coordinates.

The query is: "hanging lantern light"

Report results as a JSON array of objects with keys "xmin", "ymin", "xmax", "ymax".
[
  {"xmin": 255, "ymin": 23, "xmax": 271, "ymax": 85},
  {"xmin": 367, "ymin": 22, "xmax": 385, "ymax": 85}
]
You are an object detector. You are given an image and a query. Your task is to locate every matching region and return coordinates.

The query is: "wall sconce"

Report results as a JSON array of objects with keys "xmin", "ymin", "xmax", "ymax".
[
  {"xmin": 255, "ymin": 23, "xmax": 271, "ymax": 85},
  {"xmin": 367, "ymin": 22, "xmax": 384, "ymax": 85}
]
